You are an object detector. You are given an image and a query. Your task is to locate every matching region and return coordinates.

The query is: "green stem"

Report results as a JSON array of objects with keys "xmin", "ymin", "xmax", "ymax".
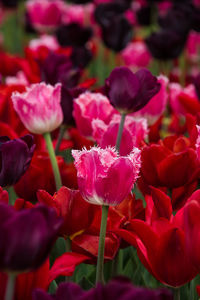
[
  {"xmin": 7, "ymin": 186, "xmax": 17, "ymax": 205},
  {"xmin": 111, "ymin": 249, "xmax": 123, "ymax": 277},
  {"xmin": 66, "ymin": 236, "xmax": 71, "ymax": 252},
  {"xmin": 55, "ymin": 125, "xmax": 67, "ymax": 155},
  {"xmin": 5, "ymin": 274, "xmax": 16, "ymax": 300},
  {"xmin": 116, "ymin": 113, "xmax": 126, "ymax": 153},
  {"xmin": 174, "ymin": 288, "xmax": 180, "ymax": 300},
  {"xmin": 43, "ymin": 132, "xmax": 62, "ymax": 191},
  {"xmin": 96, "ymin": 205, "xmax": 109, "ymax": 284}
]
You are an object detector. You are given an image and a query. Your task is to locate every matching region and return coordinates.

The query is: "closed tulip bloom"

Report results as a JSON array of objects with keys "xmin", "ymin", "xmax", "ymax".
[
  {"xmin": 26, "ymin": 0, "xmax": 63, "ymax": 32},
  {"xmin": 12, "ymin": 82, "xmax": 63, "ymax": 134},
  {"xmin": 101, "ymin": 15, "xmax": 133, "ymax": 52},
  {"xmin": 73, "ymin": 92, "xmax": 115, "ymax": 138},
  {"xmin": 0, "ymin": 135, "xmax": 35, "ymax": 187},
  {"xmin": 92, "ymin": 115, "xmax": 148, "ymax": 155},
  {"xmin": 105, "ymin": 67, "xmax": 160, "ymax": 113},
  {"xmin": 72, "ymin": 147, "xmax": 141, "ymax": 206},
  {"xmin": 0, "ymin": 204, "xmax": 62, "ymax": 272},
  {"xmin": 145, "ymin": 30, "xmax": 187, "ymax": 60},
  {"xmin": 132, "ymin": 75, "xmax": 169, "ymax": 125}
]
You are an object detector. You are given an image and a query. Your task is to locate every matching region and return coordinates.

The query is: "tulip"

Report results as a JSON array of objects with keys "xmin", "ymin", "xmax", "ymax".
[
  {"xmin": 94, "ymin": 2, "xmax": 128, "ymax": 27},
  {"xmin": 121, "ymin": 41, "xmax": 151, "ymax": 69},
  {"xmin": 33, "ymin": 278, "xmax": 173, "ymax": 300},
  {"xmin": 73, "ymin": 92, "xmax": 115, "ymax": 138},
  {"xmin": 168, "ymin": 82, "xmax": 197, "ymax": 116},
  {"xmin": 0, "ymin": 135, "xmax": 35, "ymax": 188},
  {"xmin": 0, "ymin": 203, "xmax": 62, "ymax": 300},
  {"xmin": 72, "ymin": 146, "xmax": 141, "ymax": 283},
  {"xmin": 26, "ymin": 0, "xmax": 63, "ymax": 32},
  {"xmin": 56, "ymin": 23, "xmax": 93, "ymax": 48},
  {"xmin": 101, "ymin": 15, "xmax": 133, "ymax": 52},
  {"xmin": 12, "ymin": 82, "xmax": 63, "ymax": 135},
  {"xmin": 72, "ymin": 146, "xmax": 141, "ymax": 206},
  {"xmin": 141, "ymin": 135, "xmax": 199, "ymax": 192},
  {"xmin": 37, "ymin": 186, "xmax": 96, "ymax": 237},
  {"xmin": 40, "ymin": 52, "xmax": 81, "ymax": 87},
  {"xmin": 145, "ymin": 29, "xmax": 187, "ymax": 60},
  {"xmin": 0, "ymin": 204, "xmax": 62, "ymax": 272},
  {"xmin": 158, "ymin": 5, "xmax": 191, "ymax": 36},
  {"xmin": 194, "ymin": 72, "xmax": 200, "ymax": 100},
  {"xmin": 132, "ymin": 75, "xmax": 169, "ymax": 125},
  {"xmin": 92, "ymin": 115, "xmax": 148, "ymax": 155},
  {"xmin": 12, "ymin": 82, "xmax": 63, "ymax": 191},
  {"xmin": 105, "ymin": 67, "xmax": 161, "ymax": 114}
]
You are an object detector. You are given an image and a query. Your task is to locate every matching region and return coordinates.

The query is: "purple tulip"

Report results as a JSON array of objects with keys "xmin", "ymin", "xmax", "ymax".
[
  {"xmin": 0, "ymin": 135, "xmax": 35, "ymax": 187},
  {"xmin": 33, "ymin": 278, "xmax": 173, "ymax": 300},
  {"xmin": 105, "ymin": 67, "xmax": 160, "ymax": 113},
  {"xmin": 39, "ymin": 52, "xmax": 81, "ymax": 87},
  {"xmin": 0, "ymin": 204, "xmax": 62, "ymax": 272},
  {"xmin": 194, "ymin": 73, "xmax": 200, "ymax": 100},
  {"xmin": 145, "ymin": 30, "xmax": 187, "ymax": 61}
]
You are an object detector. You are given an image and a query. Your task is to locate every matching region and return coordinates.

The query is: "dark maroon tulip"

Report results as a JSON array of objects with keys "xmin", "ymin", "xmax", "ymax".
[
  {"xmin": 0, "ymin": 135, "xmax": 35, "ymax": 187},
  {"xmin": 158, "ymin": 6, "xmax": 191, "ymax": 35},
  {"xmin": 105, "ymin": 67, "xmax": 160, "ymax": 113},
  {"xmin": 56, "ymin": 23, "xmax": 93, "ymax": 48},
  {"xmin": 71, "ymin": 46, "xmax": 93, "ymax": 69},
  {"xmin": 0, "ymin": 0, "xmax": 19, "ymax": 8},
  {"xmin": 61, "ymin": 86, "xmax": 86, "ymax": 125},
  {"xmin": 94, "ymin": 2, "xmax": 128, "ymax": 27},
  {"xmin": 0, "ymin": 204, "xmax": 62, "ymax": 272},
  {"xmin": 70, "ymin": 0, "xmax": 92, "ymax": 3},
  {"xmin": 191, "ymin": 7, "xmax": 200, "ymax": 32},
  {"xmin": 40, "ymin": 52, "xmax": 81, "ymax": 88},
  {"xmin": 145, "ymin": 29, "xmax": 187, "ymax": 60},
  {"xmin": 33, "ymin": 278, "xmax": 173, "ymax": 300},
  {"xmin": 194, "ymin": 73, "xmax": 200, "ymax": 100},
  {"xmin": 136, "ymin": 5, "xmax": 152, "ymax": 26},
  {"xmin": 101, "ymin": 15, "xmax": 133, "ymax": 52}
]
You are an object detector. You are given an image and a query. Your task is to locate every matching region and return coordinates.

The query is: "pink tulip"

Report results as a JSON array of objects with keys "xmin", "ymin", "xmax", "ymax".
[
  {"xmin": 169, "ymin": 82, "xmax": 197, "ymax": 116},
  {"xmin": 92, "ymin": 114, "xmax": 148, "ymax": 155},
  {"xmin": 186, "ymin": 31, "xmax": 200, "ymax": 63},
  {"xmin": 132, "ymin": 75, "xmax": 169, "ymax": 124},
  {"xmin": 26, "ymin": 0, "xmax": 63, "ymax": 32},
  {"xmin": 72, "ymin": 147, "xmax": 141, "ymax": 206},
  {"xmin": 196, "ymin": 125, "xmax": 200, "ymax": 160},
  {"xmin": 29, "ymin": 35, "xmax": 59, "ymax": 51},
  {"xmin": 12, "ymin": 82, "xmax": 63, "ymax": 134},
  {"xmin": 73, "ymin": 92, "xmax": 115, "ymax": 138},
  {"xmin": 121, "ymin": 41, "xmax": 151, "ymax": 68},
  {"xmin": 5, "ymin": 71, "xmax": 29, "ymax": 86},
  {"xmin": 62, "ymin": 3, "xmax": 85, "ymax": 26}
]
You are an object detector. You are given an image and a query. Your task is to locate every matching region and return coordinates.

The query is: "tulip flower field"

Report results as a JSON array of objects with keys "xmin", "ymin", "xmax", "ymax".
[{"xmin": 1, "ymin": 0, "xmax": 200, "ymax": 300}]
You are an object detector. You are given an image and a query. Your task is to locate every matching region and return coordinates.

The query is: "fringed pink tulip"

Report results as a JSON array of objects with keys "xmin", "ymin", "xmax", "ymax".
[
  {"xmin": 132, "ymin": 75, "xmax": 168, "ymax": 125},
  {"xmin": 72, "ymin": 147, "xmax": 141, "ymax": 206},
  {"xmin": 12, "ymin": 82, "xmax": 63, "ymax": 134},
  {"xmin": 92, "ymin": 115, "xmax": 148, "ymax": 155},
  {"xmin": 73, "ymin": 92, "xmax": 115, "ymax": 138}
]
